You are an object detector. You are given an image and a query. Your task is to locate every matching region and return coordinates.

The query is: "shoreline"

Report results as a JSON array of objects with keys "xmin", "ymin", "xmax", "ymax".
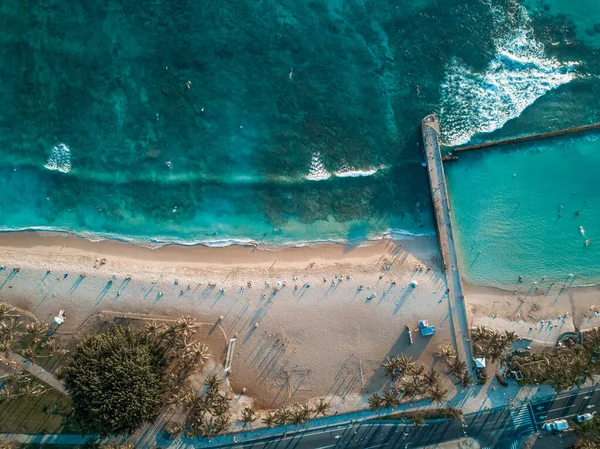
[
  {"xmin": 0, "ymin": 231, "xmax": 441, "ymax": 269},
  {"xmin": 0, "ymin": 227, "xmax": 436, "ymax": 251}
]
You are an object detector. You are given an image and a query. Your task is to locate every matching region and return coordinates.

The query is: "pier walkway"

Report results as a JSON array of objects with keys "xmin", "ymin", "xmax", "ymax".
[{"xmin": 421, "ymin": 114, "xmax": 474, "ymax": 378}]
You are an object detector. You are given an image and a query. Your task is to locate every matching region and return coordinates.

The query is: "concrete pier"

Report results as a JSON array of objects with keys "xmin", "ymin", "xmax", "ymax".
[
  {"xmin": 421, "ymin": 114, "xmax": 474, "ymax": 378},
  {"xmin": 451, "ymin": 122, "xmax": 600, "ymax": 154}
]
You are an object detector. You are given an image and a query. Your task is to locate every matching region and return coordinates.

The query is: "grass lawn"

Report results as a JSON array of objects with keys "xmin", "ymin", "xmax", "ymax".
[{"xmin": 0, "ymin": 388, "xmax": 70, "ymax": 434}]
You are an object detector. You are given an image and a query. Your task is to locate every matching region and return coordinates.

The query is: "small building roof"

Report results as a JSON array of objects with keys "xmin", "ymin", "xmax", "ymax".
[{"xmin": 474, "ymin": 357, "xmax": 486, "ymax": 368}]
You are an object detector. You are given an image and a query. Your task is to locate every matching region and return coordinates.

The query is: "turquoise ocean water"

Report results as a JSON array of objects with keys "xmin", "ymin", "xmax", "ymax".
[{"xmin": 1, "ymin": 1, "xmax": 600, "ymax": 283}]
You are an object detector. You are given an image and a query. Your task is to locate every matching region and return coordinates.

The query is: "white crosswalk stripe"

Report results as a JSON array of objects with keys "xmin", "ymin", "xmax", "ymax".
[{"xmin": 510, "ymin": 403, "xmax": 535, "ymax": 434}]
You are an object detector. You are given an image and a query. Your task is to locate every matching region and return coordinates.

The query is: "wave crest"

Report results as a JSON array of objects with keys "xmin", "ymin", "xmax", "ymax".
[
  {"xmin": 306, "ymin": 152, "xmax": 332, "ymax": 181},
  {"xmin": 44, "ymin": 143, "xmax": 72, "ymax": 173}
]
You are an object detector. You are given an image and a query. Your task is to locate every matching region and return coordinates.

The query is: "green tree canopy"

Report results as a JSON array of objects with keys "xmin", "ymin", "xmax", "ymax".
[{"xmin": 63, "ymin": 326, "xmax": 166, "ymax": 435}]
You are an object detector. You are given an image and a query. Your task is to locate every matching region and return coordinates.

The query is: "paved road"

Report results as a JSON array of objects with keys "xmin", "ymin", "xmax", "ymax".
[
  {"xmin": 530, "ymin": 387, "xmax": 600, "ymax": 426},
  {"xmin": 212, "ymin": 387, "xmax": 599, "ymax": 449}
]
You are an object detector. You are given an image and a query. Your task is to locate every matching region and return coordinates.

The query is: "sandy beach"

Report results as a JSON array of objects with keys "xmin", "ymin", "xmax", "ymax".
[
  {"xmin": 465, "ymin": 282, "xmax": 600, "ymax": 345},
  {"xmin": 0, "ymin": 232, "xmax": 454, "ymax": 411},
  {"xmin": 3, "ymin": 230, "xmax": 598, "ymax": 416}
]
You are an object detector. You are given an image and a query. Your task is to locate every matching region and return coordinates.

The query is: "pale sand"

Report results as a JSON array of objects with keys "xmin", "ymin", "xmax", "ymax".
[
  {"xmin": 465, "ymin": 283, "xmax": 600, "ymax": 345},
  {"xmin": 0, "ymin": 232, "xmax": 455, "ymax": 411}
]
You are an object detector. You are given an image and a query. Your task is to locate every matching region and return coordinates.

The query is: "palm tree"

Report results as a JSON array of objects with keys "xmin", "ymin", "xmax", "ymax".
[
  {"xmin": 291, "ymin": 404, "xmax": 311, "ymax": 426},
  {"xmin": 0, "ymin": 335, "xmax": 16, "ymax": 352},
  {"xmin": 168, "ymin": 388, "xmax": 192, "ymax": 408},
  {"xmin": 25, "ymin": 320, "xmax": 48, "ymax": 343},
  {"xmin": 397, "ymin": 355, "xmax": 415, "ymax": 375},
  {"xmin": 262, "ymin": 412, "xmax": 276, "ymax": 427},
  {"xmin": 449, "ymin": 358, "xmax": 467, "ymax": 378},
  {"xmin": 199, "ymin": 419, "xmax": 214, "ymax": 438},
  {"xmin": 408, "ymin": 411, "xmax": 425, "ymax": 425},
  {"xmin": 460, "ymin": 371, "xmax": 473, "ymax": 389},
  {"xmin": 176, "ymin": 316, "xmax": 198, "ymax": 338},
  {"xmin": 444, "ymin": 407, "xmax": 464, "ymax": 421},
  {"xmin": 213, "ymin": 415, "xmax": 231, "ymax": 435},
  {"xmin": 240, "ymin": 406, "xmax": 258, "ymax": 427},
  {"xmin": 16, "ymin": 381, "xmax": 48, "ymax": 397},
  {"xmin": 313, "ymin": 398, "xmax": 331, "ymax": 417},
  {"xmin": 368, "ymin": 393, "xmax": 384, "ymax": 410},
  {"xmin": 211, "ymin": 394, "xmax": 231, "ymax": 417},
  {"xmin": 0, "ymin": 303, "xmax": 16, "ymax": 320},
  {"xmin": 20, "ymin": 346, "xmax": 39, "ymax": 362},
  {"xmin": 409, "ymin": 364, "xmax": 425, "ymax": 377},
  {"xmin": 401, "ymin": 377, "xmax": 425, "ymax": 399},
  {"xmin": 422, "ymin": 369, "xmax": 441, "ymax": 389},
  {"xmin": 428, "ymin": 384, "xmax": 449, "ymax": 404},
  {"xmin": 274, "ymin": 407, "xmax": 291, "ymax": 425},
  {"xmin": 381, "ymin": 389, "xmax": 399, "ymax": 407},
  {"xmin": 145, "ymin": 321, "xmax": 165, "ymax": 339},
  {"xmin": 437, "ymin": 344, "xmax": 455, "ymax": 361},
  {"xmin": 181, "ymin": 342, "xmax": 210, "ymax": 368},
  {"xmin": 204, "ymin": 374, "xmax": 221, "ymax": 393},
  {"xmin": 382, "ymin": 356, "xmax": 400, "ymax": 377}
]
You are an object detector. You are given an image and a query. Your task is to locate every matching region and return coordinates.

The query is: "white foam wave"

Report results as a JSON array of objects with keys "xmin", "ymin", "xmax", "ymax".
[
  {"xmin": 439, "ymin": 3, "xmax": 576, "ymax": 146},
  {"xmin": 44, "ymin": 143, "xmax": 72, "ymax": 173},
  {"xmin": 0, "ymin": 225, "xmax": 435, "ymax": 250},
  {"xmin": 334, "ymin": 164, "xmax": 379, "ymax": 178},
  {"xmin": 306, "ymin": 152, "xmax": 331, "ymax": 181}
]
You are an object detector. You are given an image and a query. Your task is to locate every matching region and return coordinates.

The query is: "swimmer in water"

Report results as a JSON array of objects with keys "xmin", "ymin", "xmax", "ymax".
[{"xmin": 586, "ymin": 240, "xmax": 591, "ymax": 246}]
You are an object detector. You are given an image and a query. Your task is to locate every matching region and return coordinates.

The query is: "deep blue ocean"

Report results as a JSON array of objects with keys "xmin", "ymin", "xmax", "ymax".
[{"xmin": 1, "ymin": 0, "xmax": 599, "ymax": 284}]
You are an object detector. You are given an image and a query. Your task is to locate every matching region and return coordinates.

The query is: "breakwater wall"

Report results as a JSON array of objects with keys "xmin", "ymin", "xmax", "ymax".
[{"xmin": 451, "ymin": 122, "xmax": 600, "ymax": 154}]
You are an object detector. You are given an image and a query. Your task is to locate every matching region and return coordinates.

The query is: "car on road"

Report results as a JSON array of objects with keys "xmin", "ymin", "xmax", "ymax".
[
  {"xmin": 542, "ymin": 419, "xmax": 569, "ymax": 431},
  {"xmin": 577, "ymin": 412, "xmax": 596, "ymax": 423}
]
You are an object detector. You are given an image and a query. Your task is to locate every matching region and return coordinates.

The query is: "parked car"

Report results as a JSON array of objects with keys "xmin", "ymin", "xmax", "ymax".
[
  {"xmin": 577, "ymin": 413, "xmax": 595, "ymax": 423},
  {"xmin": 542, "ymin": 419, "xmax": 569, "ymax": 431}
]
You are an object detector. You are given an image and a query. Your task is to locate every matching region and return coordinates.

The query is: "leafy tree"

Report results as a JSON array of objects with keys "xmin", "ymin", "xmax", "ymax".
[{"xmin": 63, "ymin": 326, "xmax": 166, "ymax": 435}]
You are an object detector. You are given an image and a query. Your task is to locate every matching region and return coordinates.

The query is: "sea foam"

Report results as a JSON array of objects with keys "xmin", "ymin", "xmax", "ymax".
[
  {"xmin": 306, "ymin": 152, "xmax": 331, "ymax": 181},
  {"xmin": 334, "ymin": 164, "xmax": 379, "ymax": 178},
  {"xmin": 439, "ymin": 3, "xmax": 576, "ymax": 146},
  {"xmin": 44, "ymin": 143, "xmax": 72, "ymax": 173}
]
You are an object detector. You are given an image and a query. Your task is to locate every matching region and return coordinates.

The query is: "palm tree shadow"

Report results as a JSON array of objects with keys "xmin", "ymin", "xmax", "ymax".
[{"xmin": 393, "ymin": 287, "xmax": 414, "ymax": 315}]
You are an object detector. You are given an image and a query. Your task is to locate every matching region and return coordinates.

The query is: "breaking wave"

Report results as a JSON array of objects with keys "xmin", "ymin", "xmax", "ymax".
[
  {"xmin": 44, "ymin": 143, "xmax": 72, "ymax": 173},
  {"xmin": 439, "ymin": 3, "xmax": 576, "ymax": 146},
  {"xmin": 334, "ymin": 164, "xmax": 379, "ymax": 178},
  {"xmin": 306, "ymin": 157, "xmax": 383, "ymax": 181},
  {"xmin": 306, "ymin": 152, "xmax": 331, "ymax": 181}
]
